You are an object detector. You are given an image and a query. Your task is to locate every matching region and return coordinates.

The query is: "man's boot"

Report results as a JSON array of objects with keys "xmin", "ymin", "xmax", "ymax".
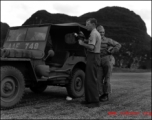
[{"xmin": 99, "ymin": 94, "xmax": 109, "ymax": 102}]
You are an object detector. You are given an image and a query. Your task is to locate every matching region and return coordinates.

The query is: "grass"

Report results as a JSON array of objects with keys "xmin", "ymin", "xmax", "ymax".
[
  {"xmin": 1, "ymin": 72, "xmax": 151, "ymax": 119},
  {"xmin": 113, "ymin": 67, "xmax": 151, "ymax": 73}
]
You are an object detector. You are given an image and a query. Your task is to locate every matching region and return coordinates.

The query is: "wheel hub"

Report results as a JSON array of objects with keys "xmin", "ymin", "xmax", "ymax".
[
  {"xmin": 1, "ymin": 77, "xmax": 16, "ymax": 97},
  {"xmin": 75, "ymin": 77, "xmax": 82, "ymax": 91},
  {"xmin": 4, "ymin": 82, "xmax": 13, "ymax": 92}
]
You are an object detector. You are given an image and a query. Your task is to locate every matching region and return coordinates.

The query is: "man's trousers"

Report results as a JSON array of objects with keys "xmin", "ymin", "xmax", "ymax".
[
  {"xmin": 85, "ymin": 52, "xmax": 100, "ymax": 103},
  {"xmin": 98, "ymin": 55, "xmax": 114, "ymax": 96}
]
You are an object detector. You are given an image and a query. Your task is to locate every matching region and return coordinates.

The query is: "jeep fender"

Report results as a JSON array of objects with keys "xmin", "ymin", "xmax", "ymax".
[
  {"xmin": 63, "ymin": 56, "xmax": 86, "ymax": 72},
  {"xmin": 0, "ymin": 58, "xmax": 38, "ymax": 84}
]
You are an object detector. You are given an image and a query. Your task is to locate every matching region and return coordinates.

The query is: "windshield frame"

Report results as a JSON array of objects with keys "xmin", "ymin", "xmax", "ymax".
[{"xmin": 6, "ymin": 26, "xmax": 49, "ymax": 42}]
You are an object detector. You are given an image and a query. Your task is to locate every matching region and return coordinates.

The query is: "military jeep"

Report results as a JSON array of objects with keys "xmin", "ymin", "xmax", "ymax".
[{"xmin": 0, "ymin": 23, "xmax": 90, "ymax": 109}]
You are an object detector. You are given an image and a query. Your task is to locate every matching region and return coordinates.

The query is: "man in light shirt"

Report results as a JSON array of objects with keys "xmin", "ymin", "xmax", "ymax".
[{"xmin": 78, "ymin": 18, "xmax": 101, "ymax": 108}]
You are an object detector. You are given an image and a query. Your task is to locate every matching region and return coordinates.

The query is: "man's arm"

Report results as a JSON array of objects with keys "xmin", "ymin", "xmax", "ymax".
[
  {"xmin": 79, "ymin": 40, "xmax": 95, "ymax": 50},
  {"xmin": 78, "ymin": 32, "xmax": 96, "ymax": 51},
  {"xmin": 107, "ymin": 39, "xmax": 121, "ymax": 53}
]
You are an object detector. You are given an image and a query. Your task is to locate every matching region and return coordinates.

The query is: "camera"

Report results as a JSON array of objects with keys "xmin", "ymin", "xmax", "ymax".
[{"xmin": 74, "ymin": 31, "xmax": 86, "ymax": 42}]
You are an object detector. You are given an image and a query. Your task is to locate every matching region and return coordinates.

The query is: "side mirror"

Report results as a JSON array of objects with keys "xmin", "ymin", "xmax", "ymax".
[
  {"xmin": 48, "ymin": 49, "xmax": 55, "ymax": 57},
  {"xmin": 43, "ymin": 49, "xmax": 55, "ymax": 61}
]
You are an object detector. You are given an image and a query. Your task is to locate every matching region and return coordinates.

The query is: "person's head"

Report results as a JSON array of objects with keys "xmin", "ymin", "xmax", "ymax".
[
  {"xmin": 97, "ymin": 25, "xmax": 105, "ymax": 37},
  {"xmin": 86, "ymin": 18, "xmax": 97, "ymax": 31}
]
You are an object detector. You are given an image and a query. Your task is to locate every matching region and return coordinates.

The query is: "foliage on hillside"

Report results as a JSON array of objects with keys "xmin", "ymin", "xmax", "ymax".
[{"xmin": 0, "ymin": 22, "xmax": 9, "ymax": 47}]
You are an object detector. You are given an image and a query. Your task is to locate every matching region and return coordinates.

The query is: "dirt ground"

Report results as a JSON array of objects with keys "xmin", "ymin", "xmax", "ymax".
[{"xmin": 1, "ymin": 72, "xmax": 151, "ymax": 119}]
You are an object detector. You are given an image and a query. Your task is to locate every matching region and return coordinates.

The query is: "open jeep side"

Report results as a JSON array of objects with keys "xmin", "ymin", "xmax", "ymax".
[{"xmin": 0, "ymin": 23, "xmax": 90, "ymax": 109}]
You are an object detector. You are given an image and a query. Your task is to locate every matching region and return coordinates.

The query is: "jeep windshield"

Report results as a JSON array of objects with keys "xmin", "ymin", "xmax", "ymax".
[{"xmin": 7, "ymin": 26, "xmax": 48, "ymax": 41}]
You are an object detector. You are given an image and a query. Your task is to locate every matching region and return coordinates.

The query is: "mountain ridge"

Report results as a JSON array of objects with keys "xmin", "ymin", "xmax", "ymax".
[{"xmin": 1, "ymin": 6, "xmax": 151, "ymax": 69}]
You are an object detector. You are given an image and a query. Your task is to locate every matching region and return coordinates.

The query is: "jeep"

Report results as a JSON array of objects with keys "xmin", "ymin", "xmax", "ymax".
[{"xmin": 0, "ymin": 23, "xmax": 90, "ymax": 109}]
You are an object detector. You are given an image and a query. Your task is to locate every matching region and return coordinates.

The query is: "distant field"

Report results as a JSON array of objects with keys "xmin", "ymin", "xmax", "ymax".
[
  {"xmin": 113, "ymin": 67, "xmax": 151, "ymax": 73},
  {"xmin": 1, "ymin": 72, "xmax": 151, "ymax": 119}
]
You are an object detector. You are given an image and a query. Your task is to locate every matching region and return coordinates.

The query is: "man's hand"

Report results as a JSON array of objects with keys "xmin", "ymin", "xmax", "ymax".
[
  {"xmin": 107, "ymin": 47, "xmax": 113, "ymax": 53},
  {"xmin": 107, "ymin": 47, "xmax": 118, "ymax": 54},
  {"xmin": 78, "ymin": 39, "xmax": 84, "ymax": 46},
  {"xmin": 110, "ymin": 49, "xmax": 115, "ymax": 54}
]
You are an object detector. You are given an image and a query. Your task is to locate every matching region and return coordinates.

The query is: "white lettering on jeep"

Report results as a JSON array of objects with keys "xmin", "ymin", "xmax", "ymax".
[{"xmin": 8, "ymin": 43, "xmax": 39, "ymax": 50}]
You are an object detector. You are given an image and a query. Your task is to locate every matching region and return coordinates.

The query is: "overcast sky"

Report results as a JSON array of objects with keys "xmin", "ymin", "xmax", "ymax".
[{"xmin": 1, "ymin": 1, "xmax": 151, "ymax": 36}]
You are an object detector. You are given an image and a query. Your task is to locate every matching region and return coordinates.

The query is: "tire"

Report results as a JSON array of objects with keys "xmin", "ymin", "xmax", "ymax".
[
  {"xmin": 30, "ymin": 82, "xmax": 47, "ymax": 94},
  {"xmin": 66, "ymin": 69, "xmax": 85, "ymax": 98},
  {"xmin": 0, "ymin": 66, "xmax": 25, "ymax": 109}
]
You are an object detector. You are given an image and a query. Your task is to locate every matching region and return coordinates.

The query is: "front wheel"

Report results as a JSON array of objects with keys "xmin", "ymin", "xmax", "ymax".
[
  {"xmin": 66, "ymin": 69, "xmax": 85, "ymax": 98},
  {"xmin": 0, "ymin": 66, "xmax": 25, "ymax": 109}
]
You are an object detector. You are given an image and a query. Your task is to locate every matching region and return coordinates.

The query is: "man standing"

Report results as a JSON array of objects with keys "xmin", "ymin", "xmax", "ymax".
[
  {"xmin": 97, "ymin": 25, "xmax": 121, "ymax": 102},
  {"xmin": 78, "ymin": 18, "xmax": 101, "ymax": 108}
]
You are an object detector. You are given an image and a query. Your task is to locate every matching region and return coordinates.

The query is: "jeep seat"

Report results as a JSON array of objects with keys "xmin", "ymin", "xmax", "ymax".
[{"xmin": 45, "ymin": 51, "xmax": 69, "ymax": 67}]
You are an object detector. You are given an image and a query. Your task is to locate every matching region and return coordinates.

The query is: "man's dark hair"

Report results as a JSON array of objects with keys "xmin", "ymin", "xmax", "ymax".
[{"xmin": 86, "ymin": 18, "xmax": 97, "ymax": 26}]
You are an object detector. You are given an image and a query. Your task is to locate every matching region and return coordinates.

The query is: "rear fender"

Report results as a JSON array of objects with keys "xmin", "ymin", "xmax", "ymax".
[{"xmin": 63, "ymin": 56, "xmax": 86, "ymax": 72}]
